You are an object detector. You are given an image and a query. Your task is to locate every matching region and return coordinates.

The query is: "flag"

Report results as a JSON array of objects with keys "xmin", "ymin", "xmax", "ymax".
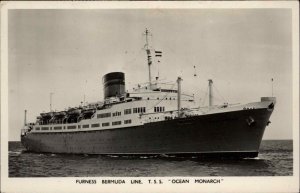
[{"xmin": 155, "ymin": 50, "xmax": 162, "ymax": 57}]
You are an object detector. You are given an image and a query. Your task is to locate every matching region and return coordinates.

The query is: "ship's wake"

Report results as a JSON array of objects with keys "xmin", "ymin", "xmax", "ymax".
[{"xmin": 8, "ymin": 151, "xmax": 22, "ymax": 155}]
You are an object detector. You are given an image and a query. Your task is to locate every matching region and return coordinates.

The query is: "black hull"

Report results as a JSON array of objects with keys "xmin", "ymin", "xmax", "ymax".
[{"xmin": 21, "ymin": 108, "xmax": 272, "ymax": 158}]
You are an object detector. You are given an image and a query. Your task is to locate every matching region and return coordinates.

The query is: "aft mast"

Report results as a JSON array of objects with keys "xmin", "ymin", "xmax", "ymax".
[
  {"xmin": 208, "ymin": 79, "xmax": 213, "ymax": 107},
  {"xmin": 24, "ymin": 109, "xmax": 27, "ymax": 126},
  {"xmin": 177, "ymin": 77, "xmax": 182, "ymax": 117}
]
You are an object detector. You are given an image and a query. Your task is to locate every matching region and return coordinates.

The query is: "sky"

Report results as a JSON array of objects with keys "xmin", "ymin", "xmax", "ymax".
[{"xmin": 8, "ymin": 9, "xmax": 293, "ymax": 141}]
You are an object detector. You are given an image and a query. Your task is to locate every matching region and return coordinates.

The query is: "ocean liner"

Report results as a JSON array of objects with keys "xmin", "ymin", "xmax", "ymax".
[{"xmin": 21, "ymin": 29, "xmax": 276, "ymax": 158}]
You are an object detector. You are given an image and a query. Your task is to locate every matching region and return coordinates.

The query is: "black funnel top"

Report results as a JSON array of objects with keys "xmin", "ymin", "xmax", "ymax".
[{"xmin": 102, "ymin": 72, "xmax": 125, "ymax": 99}]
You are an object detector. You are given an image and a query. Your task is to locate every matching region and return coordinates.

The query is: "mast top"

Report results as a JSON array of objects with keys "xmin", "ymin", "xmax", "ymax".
[{"xmin": 144, "ymin": 28, "xmax": 152, "ymax": 50}]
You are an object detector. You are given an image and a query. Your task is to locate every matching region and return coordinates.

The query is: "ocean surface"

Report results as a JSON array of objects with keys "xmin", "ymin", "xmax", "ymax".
[{"xmin": 9, "ymin": 140, "xmax": 292, "ymax": 177}]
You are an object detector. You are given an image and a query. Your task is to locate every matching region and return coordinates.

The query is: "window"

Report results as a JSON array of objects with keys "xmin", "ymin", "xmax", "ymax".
[
  {"xmin": 78, "ymin": 125, "xmax": 81, "ymax": 129},
  {"xmin": 113, "ymin": 111, "xmax": 121, "ymax": 117},
  {"xmin": 154, "ymin": 106, "xmax": 165, "ymax": 112},
  {"xmin": 91, "ymin": 123, "xmax": 100, "ymax": 128},
  {"xmin": 112, "ymin": 121, "xmax": 122, "ymax": 126},
  {"xmin": 124, "ymin": 109, "xmax": 131, "ymax": 115},
  {"xmin": 161, "ymin": 89, "xmax": 178, "ymax": 93},
  {"xmin": 124, "ymin": 119, "xmax": 132, "ymax": 124},
  {"xmin": 102, "ymin": 122, "xmax": 110, "ymax": 127},
  {"xmin": 41, "ymin": 127, "xmax": 48, "ymax": 130},
  {"xmin": 35, "ymin": 127, "xmax": 40, "ymax": 130},
  {"xmin": 54, "ymin": 126, "xmax": 62, "ymax": 130},
  {"xmin": 67, "ymin": 125, "xmax": 76, "ymax": 129},
  {"xmin": 133, "ymin": 107, "xmax": 146, "ymax": 114},
  {"xmin": 82, "ymin": 124, "xmax": 89, "ymax": 128},
  {"xmin": 97, "ymin": 112, "xmax": 111, "ymax": 118}
]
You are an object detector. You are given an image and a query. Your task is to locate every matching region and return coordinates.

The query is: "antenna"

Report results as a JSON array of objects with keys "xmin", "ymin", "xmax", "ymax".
[
  {"xmin": 156, "ymin": 63, "xmax": 160, "ymax": 81},
  {"xmin": 208, "ymin": 79, "xmax": 213, "ymax": 107},
  {"xmin": 84, "ymin": 80, "xmax": 87, "ymax": 106},
  {"xmin": 50, "ymin": 92, "xmax": 54, "ymax": 112},
  {"xmin": 24, "ymin": 109, "xmax": 27, "ymax": 126},
  {"xmin": 271, "ymin": 78, "xmax": 274, "ymax": 97},
  {"xmin": 144, "ymin": 28, "xmax": 152, "ymax": 89}
]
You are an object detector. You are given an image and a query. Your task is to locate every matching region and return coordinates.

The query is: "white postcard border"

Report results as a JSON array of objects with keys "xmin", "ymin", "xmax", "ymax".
[{"xmin": 1, "ymin": 1, "xmax": 299, "ymax": 193}]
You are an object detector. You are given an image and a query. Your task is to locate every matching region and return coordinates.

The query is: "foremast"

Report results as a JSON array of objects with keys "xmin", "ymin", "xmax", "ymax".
[{"xmin": 144, "ymin": 28, "xmax": 153, "ymax": 90}]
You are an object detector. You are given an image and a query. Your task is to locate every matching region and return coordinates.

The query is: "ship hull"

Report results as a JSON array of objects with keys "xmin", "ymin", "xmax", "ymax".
[{"xmin": 21, "ymin": 108, "xmax": 272, "ymax": 158}]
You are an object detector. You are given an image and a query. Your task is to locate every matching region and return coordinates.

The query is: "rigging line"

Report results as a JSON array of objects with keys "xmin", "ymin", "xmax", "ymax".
[
  {"xmin": 164, "ymin": 43, "xmax": 196, "ymax": 71},
  {"xmin": 198, "ymin": 105, "xmax": 207, "ymax": 114},
  {"xmin": 126, "ymin": 48, "xmax": 144, "ymax": 65},
  {"xmin": 146, "ymin": 83, "xmax": 176, "ymax": 112},
  {"xmin": 159, "ymin": 83, "xmax": 176, "ymax": 85},
  {"xmin": 212, "ymin": 84, "xmax": 227, "ymax": 103},
  {"xmin": 133, "ymin": 80, "xmax": 176, "ymax": 88},
  {"xmin": 201, "ymin": 85, "xmax": 209, "ymax": 106},
  {"xmin": 162, "ymin": 80, "xmax": 175, "ymax": 83}
]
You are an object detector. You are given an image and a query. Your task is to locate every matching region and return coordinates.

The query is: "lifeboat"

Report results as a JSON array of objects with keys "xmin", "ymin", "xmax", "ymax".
[
  {"xmin": 39, "ymin": 112, "xmax": 54, "ymax": 125},
  {"xmin": 81, "ymin": 108, "xmax": 96, "ymax": 119},
  {"xmin": 53, "ymin": 111, "xmax": 67, "ymax": 118},
  {"xmin": 67, "ymin": 108, "xmax": 81, "ymax": 116},
  {"xmin": 40, "ymin": 112, "xmax": 54, "ymax": 119}
]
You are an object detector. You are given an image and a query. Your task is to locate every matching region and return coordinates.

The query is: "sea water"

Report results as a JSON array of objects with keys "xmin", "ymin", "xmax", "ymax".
[{"xmin": 9, "ymin": 140, "xmax": 293, "ymax": 177}]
